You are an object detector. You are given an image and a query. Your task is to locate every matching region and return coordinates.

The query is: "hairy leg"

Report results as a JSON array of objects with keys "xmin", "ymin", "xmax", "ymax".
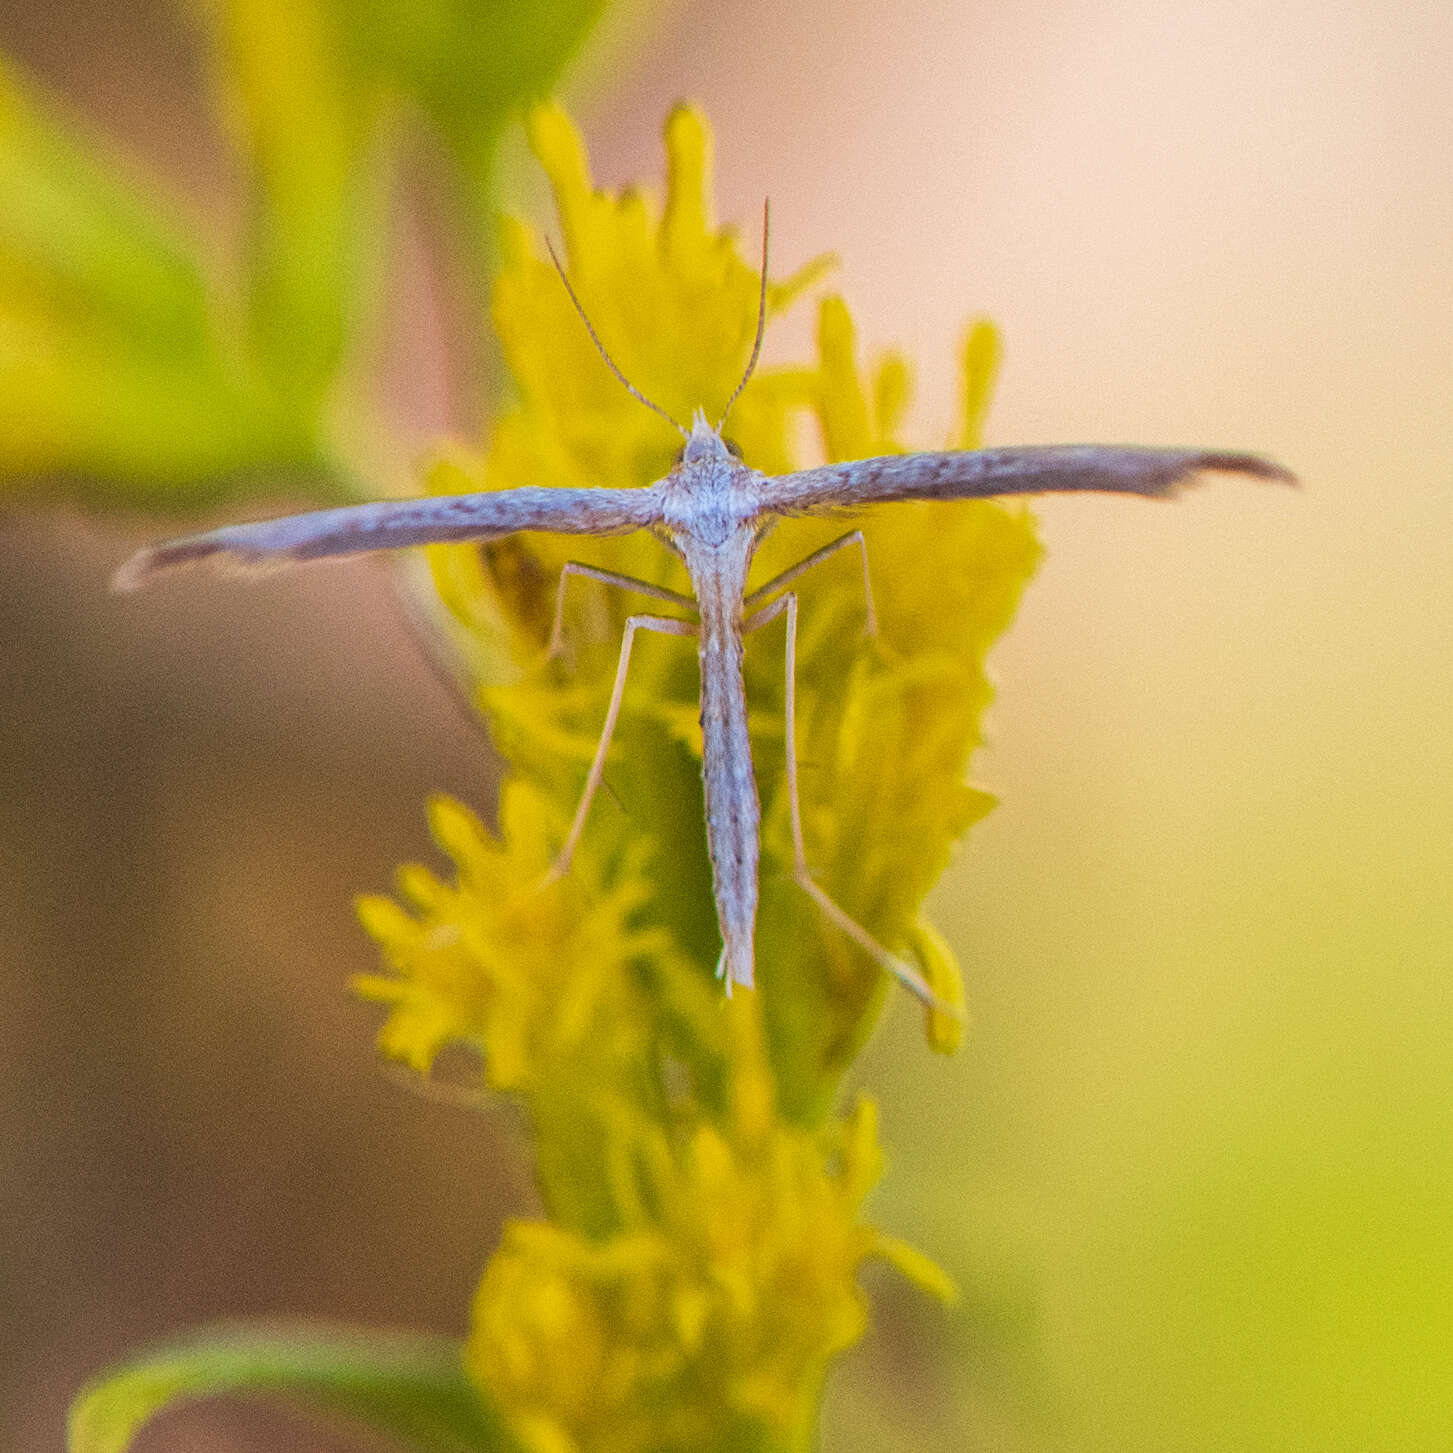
[
  {"xmin": 541, "ymin": 611, "xmax": 697, "ymax": 882},
  {"xmin": 546, "ymin": 561, "xmax": 695, "ymax": 659},
  {"xmin": 743, "ymin": 591, "xmax": 947, "ymax": 1010},
  {"xmin": 742, "ymin": 529, "xmax": 877, "ymax": 636}
]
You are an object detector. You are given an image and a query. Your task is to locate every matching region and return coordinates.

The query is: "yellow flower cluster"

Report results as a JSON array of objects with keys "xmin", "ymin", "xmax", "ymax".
[
  {"xmin": 403, "ymin": 104, "xmax": 1039, "ymax": 1096},
  {"xmin": 354, "ymin": 782, "xmax": 676, "ymax": 1094},
  {"xmin": 466, "ymin": 1008, "xmax": 951, "ymax": 1453},
  {"xmin": 354, "ymin": 102, "xmax": 1040, "ymax": 1452}
]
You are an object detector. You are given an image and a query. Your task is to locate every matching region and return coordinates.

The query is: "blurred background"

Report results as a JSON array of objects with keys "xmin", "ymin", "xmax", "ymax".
[{"xmin": 2, "ymin": 0, "xmax": 1450, "ymax": 1449}]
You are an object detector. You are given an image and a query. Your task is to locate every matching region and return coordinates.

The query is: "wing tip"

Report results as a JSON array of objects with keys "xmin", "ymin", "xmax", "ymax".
[
  {"xmin": 1195, "ymin": 451, "xmax": 1299, "ymax": 489},
  {"xmin": 111, "ymin": 529, "xmax": 317, "ymax": 593},
  {"xmin": 111, "ymin": 538, "xmax": 219, "ymax": 593},
  {"xmin": 110, "ymin": 551, "xmax": 150, "ymax": 594},
  {"xmin": 109, "ymin": 533, "xmax": 286, "ymax": 592}
]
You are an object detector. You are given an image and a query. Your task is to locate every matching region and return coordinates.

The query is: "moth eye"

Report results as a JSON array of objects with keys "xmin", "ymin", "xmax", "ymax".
[
  {"xmin": 723, "ymin": 437, "xmax": 745, "ymax": 460},
  {"xmin": 671, "ymin": 444, "xmax": 686, "ymax": 465}
]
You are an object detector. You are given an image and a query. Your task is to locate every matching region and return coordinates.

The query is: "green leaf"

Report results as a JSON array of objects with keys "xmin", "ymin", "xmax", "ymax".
[
  {"xmin": 0, "ymin": 57, "xmax": 318, "ymax": 504},
  {"xmin": 68, "ymin": 1323, "xmax": 513, "ymax": 1453},
  {"xmin": 203, "ymin": 0, "xmax": 618, "ymax": 414},
  {"xmin": 334, "ymin": 0, "xmax": 613, "ymax": 157},
  {"xmin": 202, "ymin": 0, "xmax": 388, "ymax": 413},
  {"xmin": 0, "ymin": 0, "xmax": 624, "ymax": 512},
  {"xmin": 0, "ymin": 56, "xmax": 210, "ymax": 351}
]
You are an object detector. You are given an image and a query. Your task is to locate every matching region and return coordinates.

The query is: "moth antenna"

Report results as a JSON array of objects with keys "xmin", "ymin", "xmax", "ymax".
[
  {"xmin": 717, "ymin": 198, "xmax": 770, "ymax": 431},
  {"xmin": 546, "ymin": 237, "xmax": 687, "ymax": 439}
]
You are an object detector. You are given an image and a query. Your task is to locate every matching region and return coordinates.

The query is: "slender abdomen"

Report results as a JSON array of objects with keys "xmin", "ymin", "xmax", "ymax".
[{"xmin": 697, "ymin": 592, "xmax": 759, "ymax": 989}]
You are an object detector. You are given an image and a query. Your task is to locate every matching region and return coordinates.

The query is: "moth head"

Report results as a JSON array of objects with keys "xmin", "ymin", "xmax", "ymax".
[{"xmin": 680, "ymin": 408, "xmax": 733, "ymax": 466}]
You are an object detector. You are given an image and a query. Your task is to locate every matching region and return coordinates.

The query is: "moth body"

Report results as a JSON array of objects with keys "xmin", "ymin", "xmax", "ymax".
[
  {"xmin": 112, "ymin": 216, "xmax": 1294, "ymax": 1013},
  {"xmin": 679, "ymin": 512, "xmax": 762, "ymax": 990}
]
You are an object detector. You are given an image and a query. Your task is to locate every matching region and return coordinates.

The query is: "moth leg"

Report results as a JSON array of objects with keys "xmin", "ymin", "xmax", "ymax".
[
  {"xmin": 743, "ymin": 591, "xmax": 945, "ymax": 1010},
  {"xmin": 542, "ymin": 612, "xmax": 697, "ymax": 883},
  {"xmin": 742, "ymin": 529, "xmax": 877, "ymax": 637},
  {"xmin": 546, "ymin": 562, "xmax": 695, "ymax": 659}
]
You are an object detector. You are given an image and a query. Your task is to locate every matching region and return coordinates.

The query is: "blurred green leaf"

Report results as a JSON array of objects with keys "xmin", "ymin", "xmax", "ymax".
[
  {"xmin": 201, "ymin": 0, "xmax": 387, "ymax": 413},
  {"xmin": 197, "ymin": 0, "xmax": 618, "ymax": 435},
  {"xmin": 334, "ymin": 0, "xmax": 613, "ymax": 160},
  {"xmin": 1, "ymin": 0, "xmax": 620, "ymax": 512},
  {"xmin": 0, "ymin": 56, "xmax": 316, "ymax": 504},
  {"xmin": 0, "ymin": 59, "xmax": 208, "ymax": 349},
  {"xmin": 205, "ymin": 0, "xmax": 619, "ymax": 171},
  {"xmin": 68, "ymin": 1324, "xmax": 513, "ymax": 1453}
]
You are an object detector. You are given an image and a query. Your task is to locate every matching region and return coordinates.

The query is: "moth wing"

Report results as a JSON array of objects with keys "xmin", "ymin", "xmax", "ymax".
[
  {"xmin": 114, "ymin": 486, "xmax": 665, "ymax": 591},
  {"xmin": 757, "ymin": 445, "xmax": 1295, "ymax": 515}
]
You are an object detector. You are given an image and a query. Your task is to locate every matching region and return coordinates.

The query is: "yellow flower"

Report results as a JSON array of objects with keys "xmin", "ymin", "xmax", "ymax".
[
  {"xmin": 357, "ymin": 101, "xmax": 1036, "ymax": 1449},
  {"xmin": 399, "ymin": 102, "xmax": 1038, "ymax": 1114},
  {"xmin": 465, "ymin": 1004, "xmax": 953, "ymax": 1453},
  {"xmin": 354, "ymin": 781, "xmax": 676, "ymax": 1095}
]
